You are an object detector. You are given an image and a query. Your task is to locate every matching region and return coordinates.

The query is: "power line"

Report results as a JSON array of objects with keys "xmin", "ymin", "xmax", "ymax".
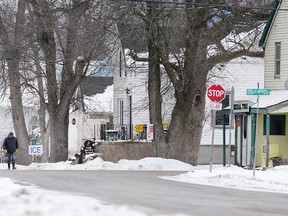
[{"xmin": 122, "ymin": 0, "xmax": 288, "ymax": 12}]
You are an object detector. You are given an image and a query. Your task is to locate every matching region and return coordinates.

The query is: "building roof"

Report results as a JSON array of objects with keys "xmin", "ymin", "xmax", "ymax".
[
  {"xmin": 248, "ymin": 90, "xmax": 288, "ymax": 113},
  {"xmin": 250, "ymin": 90, "xmax": 288, "ymax": 109},
  {"xmin": 223, "ymin": 90, "xmax": 288, "ymax": 114},
  {"xmin": 80, "ymin": 77, "xmax": 113, "ymax": 96},
  {"xmin": 259, "ymin": 0, "xmax": 281, "ymax": 47}
]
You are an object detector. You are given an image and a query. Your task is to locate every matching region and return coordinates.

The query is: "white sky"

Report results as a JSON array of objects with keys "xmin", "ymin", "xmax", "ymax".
[{"xmin": 1, "ymin": 157, "xmax": 288, "ymax": 216}]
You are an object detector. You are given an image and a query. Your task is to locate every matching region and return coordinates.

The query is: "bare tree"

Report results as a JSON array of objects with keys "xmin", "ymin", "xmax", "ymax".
[
  {"xmin": 26, "ymin": 0, "xmax": 116, "ymax": 162},
  {"xmin": 114, "ymin": 0, "xmax": 272, "ymax": 165},
  {"xmin": 0, "ymin": 0, "xmax": 31, "ymax": 165},
  {"xmin": 0, "ymin": 0, "xmax": 116, "ymax": 163}
]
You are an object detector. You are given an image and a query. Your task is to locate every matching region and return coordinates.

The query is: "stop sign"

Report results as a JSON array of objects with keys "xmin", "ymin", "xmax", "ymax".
[{"xmin": 207, "ymin": 84, "xmax": 226, "ymax": 102}]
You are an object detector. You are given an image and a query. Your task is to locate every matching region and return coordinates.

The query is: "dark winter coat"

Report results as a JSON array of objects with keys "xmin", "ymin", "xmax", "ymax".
[{"xmin": 3, "ymin": 136, "xmax": 19, "ymax": 153}]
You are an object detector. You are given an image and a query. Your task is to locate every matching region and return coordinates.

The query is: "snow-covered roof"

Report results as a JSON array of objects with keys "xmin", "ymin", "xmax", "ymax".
[
  {"xmin": 223, "ymin": 90, "xmax": 288, "ymax": 113},
  {"xmin": 251, "ymin": 90, "xmax": 288, "ymax": 109}
]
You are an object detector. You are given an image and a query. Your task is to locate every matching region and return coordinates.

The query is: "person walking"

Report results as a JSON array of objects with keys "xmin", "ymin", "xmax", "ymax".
[{"xmin": 3, "ymin": 132, "xmax": 19, "ymax": 170}]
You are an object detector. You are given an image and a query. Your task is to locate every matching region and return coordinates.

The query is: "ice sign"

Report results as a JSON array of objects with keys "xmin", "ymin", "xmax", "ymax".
[{"xmin": 29, "ymin": 145, "xmax": 43, "ymax": 155}]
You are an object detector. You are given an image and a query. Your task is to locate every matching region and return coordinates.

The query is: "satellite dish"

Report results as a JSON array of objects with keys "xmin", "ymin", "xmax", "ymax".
[{"xmin": 285, "ymin": 79, "xmax": 288, "ymax": 90}]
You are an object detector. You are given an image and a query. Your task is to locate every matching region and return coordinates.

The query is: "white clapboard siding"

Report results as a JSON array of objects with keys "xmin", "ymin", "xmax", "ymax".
[
  {"xmin": 201, "ymin": 57, "xmax": 264, "ymax": 146},
  {"xmin": 264, "ymin": 0, "xmax": 288, "ymax": 89},
  {"xmin": 113, "ymin": 64, "xmax": 151, "ymax": 126},
  {"xmin": 113, "ymin": 50, "xmax": 263, "ymax": 146}
]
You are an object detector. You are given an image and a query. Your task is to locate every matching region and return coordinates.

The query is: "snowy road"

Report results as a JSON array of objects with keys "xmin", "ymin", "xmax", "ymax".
[{"xmin": 0, "ymin": 170, "xmax": 287, "ymax": 216}]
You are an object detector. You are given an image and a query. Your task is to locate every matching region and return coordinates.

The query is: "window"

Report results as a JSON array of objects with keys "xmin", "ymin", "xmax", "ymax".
[
  {"xmin": 118, "ymin": 99, "xmax": 124, "ymax": 125},
  {"xmin": 119, "ymin": 51, "xmax": 122, "ymax": 77},
  {"xmin": 264, "ymin": 114, "xmax": 286, "ymax": 135},
  {"xmin": 275, "ymin": 42, "xmax": 281, "ymax": 77},
  {"xmin": 119, "ymin": 50, "xmax": 127, "ymax": 77},
  {"xmin": 214, "ymin": 94, "xmax": 230, "ymax": 127}
]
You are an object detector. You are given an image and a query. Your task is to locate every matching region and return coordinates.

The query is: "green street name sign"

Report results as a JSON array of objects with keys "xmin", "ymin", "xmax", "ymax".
[{"xmin": 246, "ymin": 89, "xmax": 270, "ymax": 95}]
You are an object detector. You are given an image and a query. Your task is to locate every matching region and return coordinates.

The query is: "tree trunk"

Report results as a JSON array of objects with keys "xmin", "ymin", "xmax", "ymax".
[
  {"xmin": 47, "ymin": 58, "xmax": 85, "ymax": 162},
  {"xmin": 29, "ymin": 0, "xmax": 89, "ymax": 162},
  {"xmin": 145, "ymin": 2, "xmax": 209, "ymax": 165},
  {"xmin": 168, "ymin": 75, "xmax": 207, "ymax": 165},
  {"xmin": 146, "ymin": 3, "xmax": 167, "ymax": 157},
  {"xmin": 8, "ymin": 59, "xmax": 31, "ymax": 165},
  {"xmin": 49, "ymin": 110, "xmax": 69, "ymax": 162},
  {"xmin": 3, "ymin": 0, "xmax": 31, "ymax": 165},
  {"xmin": 33, "ymin": 47, "xmax": 49, "ymax": 162},
  {"xmin": 120, "ymin": 0, "xmax": 268, "ymax": 165}
]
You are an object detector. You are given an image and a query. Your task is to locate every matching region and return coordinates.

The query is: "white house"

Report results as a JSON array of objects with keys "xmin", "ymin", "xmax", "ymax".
[
  {"xmin": 68, "ymin": 68, "xmax": 114, "ymax": 156},
  {"xmin": 200, "ymin": 57, "xmax": 264, "ymax": 164},
  {"xmin": 245, "ymin": 0, "xmax": 288, "ymax": 167},
  {"xmin": 111, "ymin": 43, "xmax": 264, "ymax": 164},
  {"xmin": 218, "ymin": 0, "xmax": 288, "ymax": 168},
  {"xmin": 259, "ymin": 0, "xmax": 287, "ymax": 90},
  {"xmin": 112, "ymin": 50, "xmax": 173, "ymax": 140}
]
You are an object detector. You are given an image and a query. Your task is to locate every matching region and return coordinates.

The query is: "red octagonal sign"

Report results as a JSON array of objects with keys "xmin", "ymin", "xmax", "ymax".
[{"xmin": 207, "ymin": 84, "xmax": 226, "ymax": 102}]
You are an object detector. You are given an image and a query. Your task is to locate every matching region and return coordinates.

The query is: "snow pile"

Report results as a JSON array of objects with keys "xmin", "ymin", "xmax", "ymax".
[
  {"xmin": 24, "ymin": 157, "xmax": 194, "ymax": 171},
  {"xmin": 0, "ymin": 177, "xmax": 151, "ymax": 216},
  {"xmin": 162, "ymin": 165, "xmax": 288, "ymax": 194}
]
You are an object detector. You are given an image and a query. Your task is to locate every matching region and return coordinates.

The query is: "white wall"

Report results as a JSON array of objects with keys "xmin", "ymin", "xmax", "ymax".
[
  {"xmin": 68, "ymin": 110, "xmax": 83, "ymax": 156},
  {"xmin": 264, "ymin": 0, "xmax": 288, "ymax": 89},
  {"xmin": 112, "ymin": 49, "xmax": 264, "ymax": 146},
  {"xmin": 68, "ymin": 109, "xmax": 112, "ymax": 156},
  {"xmin": 202, "ymin": 57, "xmax": 264, "ymax": 146},
  {"xmin": 113, "ymin": 50, "xmax": 174, "ymax": 127}
]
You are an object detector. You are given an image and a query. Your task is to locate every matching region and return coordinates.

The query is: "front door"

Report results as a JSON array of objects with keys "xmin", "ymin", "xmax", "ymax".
[{"xmin": 241, "ymin": 115, "xmax": 248, "ymax": 166}]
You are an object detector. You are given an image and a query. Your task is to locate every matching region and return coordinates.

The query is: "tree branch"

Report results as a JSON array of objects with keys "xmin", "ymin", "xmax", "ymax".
[{"xmin": 207, "ymin": 49, "xmax": 264, "ymax": 71}]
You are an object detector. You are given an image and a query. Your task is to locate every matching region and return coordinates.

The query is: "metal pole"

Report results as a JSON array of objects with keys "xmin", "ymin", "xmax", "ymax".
[
  {"xmin": 253, "ymin": 83, "xmax": 260, "ymax": 177},
  {"xmin": 265, "ymin": 114, "xmax": 270, "ymax": 168},
  {"xmin": 129, "ymin": 95, "xmax": 132, "ymax": 140},
  {"xmin": 138, "ymin": 132, "xmax": 141, "ymax": 160},
  {"xmin": 94, "ymin": 125, "xmax": 96, "ymax": 141},
  {"xmin": 223, "ymin": 113, "xmax": 226, "ymax": 166},
  {"xmin": 210, "ymin": 110, "xmax": 216, "ymax": 172},
  {"xmin": 228, "ymin": 86, "xmax": 234, "ymax": 166}
]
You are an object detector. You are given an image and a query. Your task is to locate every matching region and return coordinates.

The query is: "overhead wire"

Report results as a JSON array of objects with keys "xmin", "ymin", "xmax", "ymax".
[{"xmin": 118, "ymin": 0, "xmax": 287, "ymax": 12}]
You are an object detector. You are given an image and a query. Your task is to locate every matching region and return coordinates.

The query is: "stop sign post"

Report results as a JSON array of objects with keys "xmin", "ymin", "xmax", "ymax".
[{"xmin": 207, "ymin": 84, "xmax": 226, "ymax": 173}]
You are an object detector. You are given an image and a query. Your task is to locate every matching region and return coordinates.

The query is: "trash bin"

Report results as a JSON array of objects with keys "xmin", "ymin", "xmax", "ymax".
[
  {"xmin": 271, "ymin": 157, "xmax": 281, "ymax": 167},
  {"xmin": 106, "ymin": 130, "xmax": 118, "ymax": 141}
]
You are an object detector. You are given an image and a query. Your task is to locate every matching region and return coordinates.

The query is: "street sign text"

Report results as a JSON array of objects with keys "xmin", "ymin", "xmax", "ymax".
[{"xmin": 246, "ymin": 89, "xmax": 270, "ymax": 95}]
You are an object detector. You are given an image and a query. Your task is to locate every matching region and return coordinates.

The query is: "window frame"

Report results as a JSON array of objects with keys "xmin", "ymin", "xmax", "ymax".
[
  {"xmin": 274, "ymin": 42, "xmax": 281, "ymax": 78},
  {"xmin": 117, "ymin": 99, "xmax": 124, "ymax": 125},
  {"xmin": 213, "ymin": 92, "xmax": 233, "ymax": 129},
  {"xmin": 119, "ymin": 50, "xmax": 122, "ymax": 77},
  {"xmin": 263, "ymin": 114, "xmax": 286, "ymax": 136}
]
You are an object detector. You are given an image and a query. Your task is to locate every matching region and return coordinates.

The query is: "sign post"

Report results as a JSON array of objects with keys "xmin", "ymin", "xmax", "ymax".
[
  {"xmin": 207, "ymin": 84, "xmax": 226, "ymax": 172},
  {"xmin": 228, "ymin": 86, "xmax": 234, "ymax": 167},
  {"xmin": 135, "ymin": 124, "xmax": 144, "ymax": 160},
  {"xmin": 247, "ymin": 84, "xmax": 270, "ymax": 176}
]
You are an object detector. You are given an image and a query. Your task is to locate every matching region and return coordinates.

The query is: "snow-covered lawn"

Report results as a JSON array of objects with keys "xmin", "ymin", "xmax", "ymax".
[{"xmin": 1, "ymin": 157, "xmax": 288, "ymax": 216}]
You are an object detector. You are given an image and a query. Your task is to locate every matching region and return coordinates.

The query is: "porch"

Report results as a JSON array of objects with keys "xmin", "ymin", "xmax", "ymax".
[{"xmin": 222, "ymin": 90, "xmax": 288, "ymax": 168}]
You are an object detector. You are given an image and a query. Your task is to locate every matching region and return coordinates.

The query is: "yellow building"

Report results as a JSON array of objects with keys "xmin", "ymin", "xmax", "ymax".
[{"xmin": 223, "ymin": 90, "xmax": 288, "ymax": 168}]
